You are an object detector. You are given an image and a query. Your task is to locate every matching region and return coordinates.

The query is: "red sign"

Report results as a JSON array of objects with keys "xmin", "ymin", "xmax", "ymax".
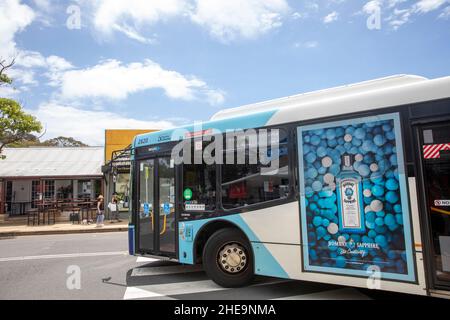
[
  {"xmin": 185, "ymin": 129, "xmax": 213, "ymax": 139},
  {"xmin": 423, "ymin": 143, "xmax": 450, "ymax": 159}
]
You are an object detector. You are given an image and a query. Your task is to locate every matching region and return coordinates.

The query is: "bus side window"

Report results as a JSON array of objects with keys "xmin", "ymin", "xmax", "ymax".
[
  {"xmin": 221, "ymin": 128, "xmax": 290, "ymax": 209},
  {"xmin": 182, "ymin": 139, "xmax": 217, "ymax": 212}
]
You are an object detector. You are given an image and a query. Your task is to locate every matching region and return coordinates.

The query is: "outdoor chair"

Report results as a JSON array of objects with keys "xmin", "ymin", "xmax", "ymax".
[
  {"xmin": 26, "ymin": 209, "xmax": 39, "ymax": 226},
  {"xmin": 70, "ymin": 207, "xmax": 81, "ymax": 224},
  {"xmin": 46, "ymin": 208, "xmax": 58, "ymax": 225}
]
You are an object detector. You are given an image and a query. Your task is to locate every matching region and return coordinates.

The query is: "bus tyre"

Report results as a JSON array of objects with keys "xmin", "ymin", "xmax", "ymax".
[{"xmin": 203, "ymin": 228, "xmax": 254, "ymax": 288}]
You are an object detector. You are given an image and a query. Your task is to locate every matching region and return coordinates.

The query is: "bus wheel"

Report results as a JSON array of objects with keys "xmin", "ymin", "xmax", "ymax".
[{"xmin": 202, "ymin": 228, "xmax": 254, "ymax": 288}]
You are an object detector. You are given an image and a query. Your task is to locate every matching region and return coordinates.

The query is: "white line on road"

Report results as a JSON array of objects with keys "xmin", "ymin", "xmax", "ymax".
[
  {"xmin": 136, "ymin": 257, "xmax": 159, "ymax": 263},
  {"xmin": 123, "ymin": 279, "xmax": 290, "ymax": 300},
  {"xmin": 0, "ymin": 251, "xmax": 128, "ymax": 262},
  {"xmin": 271, "ymin": 288, "xmax": 371, "ymax": 300},
  {"xmin": 123, "ymin": 287, "xmax": 167, "ymax": 300}
]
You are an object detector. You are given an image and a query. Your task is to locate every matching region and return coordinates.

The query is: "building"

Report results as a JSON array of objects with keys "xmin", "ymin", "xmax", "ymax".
[
  {"xmin": 0, "ymin": 147, "xmax": 104, "ymax": 217},
  {"xmin": 103, "ymin": 129, "xmax": 157, "ymax": 218},
  {"xmin": 105, "ymin": 129, "xmax": 155, "ymax": 163}
]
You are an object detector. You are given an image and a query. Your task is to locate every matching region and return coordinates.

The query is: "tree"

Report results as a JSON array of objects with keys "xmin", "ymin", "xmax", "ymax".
[
  {"xmin": 7, "ymin": 133, "xmax": 41, "ymax": 147},
  {"xmin": 0, "ymin": 58, "xmax": 43, "ymax": 158},
  {"xmin": 8, "ymin": 135, "xmax": 89, "ymax": 148},
  {"xmin": 0, "ymin": 98, "xmax": 43, "ymax": 158},
  {"xmin": 42, "ymin": 136, "xmax": 88, "ymax": 147},
  {"xmin": 0, "ymin": 58, "xmax": 14, "ymax": 86}
]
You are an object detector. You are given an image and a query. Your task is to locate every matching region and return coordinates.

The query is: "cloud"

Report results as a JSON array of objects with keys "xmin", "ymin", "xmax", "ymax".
[
  {"xmin": 323, "ymin": 11, "xmax": 339, "ymax": 23},
  {"xmin": 92, "ymin": 0, "xmax": 186, "ymax": 32},
  {"xmin": 361, "ymin": 0, "xmax": 449, "ymax": 30},
  {"xmin": 111, "ymin": 24, "xmax": 156, "ymax": 44},
  {"xmin": 0, "ymin": 0, "xmax": 35, "ymax": 58},
  {"xmin": 10, "ymin": 51, "xmax": 74, "ymax": 87},
  {"xmin": 190, "ymin": 0, "xmax": 290, "ymax": 42},
  {"xmin": 82, "ymin": 0, "xmax": 290, "ymax": 43},
  {"xmin": 291, "ymin": 12, "xmax": 305, "ymax": 19},
  {"xmin": 32, "ymin": 0, "xmax": 51, "ymax": 12},
  {"xmin": 58, "ymin": 59, "xmax": 225, "ymax": 105},
  {"xmin": 84, "ymin": 0, "xmax": 186, "ymax": 43},
  {"xmin": 362, "ymin": 0, "xmax": 383, "ymax": 14},
  {"xmin": 438, "ymin": 5, "xmax": 450, "ymax": 18},
  {"xmin": 7, "ymin": 68, "xmax": 37, "ymax": 85},
  {"xmin": 306, "ymin": 2, "xmax": 320, "ymax": 11},
  {"xmin": 414, "ymin": 0, "xmax": 448, "ymax": 13},
  {"xmin": 0, "ymin": 1, "xmax": 73, "ymax": 88},
  {"xmin": 28, "ymin": 102, "xmax": 176, "ymax": 146},
  {"xmin": 294, "ymin": 41, "xmax": 319, "ymax": 49},
  {"xmin": 387, "ymin": 0, "xmax": 408, "ymax": 8},
  {"xmin": 0, "ymin": 86, "xmax": 19, "ymax": 98},
  {"xmin": 388, "ymin": 8, "xmax": 413, "ymax": 29}
]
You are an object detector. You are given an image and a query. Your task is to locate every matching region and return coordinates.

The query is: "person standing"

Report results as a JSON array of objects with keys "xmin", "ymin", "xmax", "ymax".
[
  {"xmin": 110, "ymin": 193, "xmax": 122, "ymax": 223},
  {"xmin": 96, "ymin": 195, "xmax": 105, "ymax": 227}
]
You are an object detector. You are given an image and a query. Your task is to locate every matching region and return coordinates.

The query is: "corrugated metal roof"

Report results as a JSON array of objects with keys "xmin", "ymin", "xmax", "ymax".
[{"xmin": 0, "ymin": 147, "xmax": 104, "ymax": 178}]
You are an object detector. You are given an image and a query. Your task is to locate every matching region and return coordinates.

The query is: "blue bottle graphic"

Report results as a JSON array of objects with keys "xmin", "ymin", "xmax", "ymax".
[{"xmin": 336, "ymin": 154, "xmax": 366, "ymax": 233}]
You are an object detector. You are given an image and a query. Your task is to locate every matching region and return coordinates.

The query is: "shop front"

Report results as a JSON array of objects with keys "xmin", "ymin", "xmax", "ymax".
[{"xmin": 0, "ymin": 147, "xmax": 104, "ymax": 219}]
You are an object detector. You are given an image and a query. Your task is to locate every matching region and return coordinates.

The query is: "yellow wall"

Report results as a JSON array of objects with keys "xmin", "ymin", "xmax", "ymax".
[{"xmin": 105, "ymin": 129, "xmax": 158, "ymax": 163}]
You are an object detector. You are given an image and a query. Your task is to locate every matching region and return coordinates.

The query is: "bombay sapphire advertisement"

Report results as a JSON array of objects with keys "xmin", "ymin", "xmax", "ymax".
[{"xmin": 297, "ymin": 113, "xmax": 416, "ymax": 282}]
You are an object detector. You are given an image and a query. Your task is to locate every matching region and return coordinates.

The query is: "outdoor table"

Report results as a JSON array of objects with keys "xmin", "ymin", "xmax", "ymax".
[{"xmin": 36, "ymin": 202, "xmax": 58, "ymax": 225}]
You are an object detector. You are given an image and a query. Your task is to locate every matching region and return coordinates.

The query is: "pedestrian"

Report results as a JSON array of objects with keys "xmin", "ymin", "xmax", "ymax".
[
  {"xmin": 96, "ymin": 195, "xmax": 105, "ymax": 227},
  {"xmin": 110, "ymin": 193, "xmax": 122, "ymax": 223}
]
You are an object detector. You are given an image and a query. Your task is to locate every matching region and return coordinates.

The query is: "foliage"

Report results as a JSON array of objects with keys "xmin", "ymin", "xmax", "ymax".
[
  {"xmin": 0, "ymin": 58, "xmax": 14, "ymax": 86},
  {"xmin": 8, "ymin": 135, "xmax": 89, "ymax": 148},
  {"xmin": 43, "ymin": 136, "xmax": 89, "ymax": 147},
  {"xmin": 0, "ymin": 98, "xmax": 43, "ymax": 158}
]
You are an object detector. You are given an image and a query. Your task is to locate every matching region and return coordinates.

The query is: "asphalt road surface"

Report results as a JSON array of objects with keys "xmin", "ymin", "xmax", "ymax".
[{"xmin": 0, "ymin": 232, "xmax": 433, "ymax": 300}]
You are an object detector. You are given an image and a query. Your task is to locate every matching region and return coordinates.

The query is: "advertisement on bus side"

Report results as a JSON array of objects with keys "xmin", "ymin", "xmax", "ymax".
[{"xmin": 297, "ymin": 113, "xmax": 416, "ymax": 282}]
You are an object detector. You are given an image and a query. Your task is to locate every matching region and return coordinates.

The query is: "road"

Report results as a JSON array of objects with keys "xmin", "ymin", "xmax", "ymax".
[{"xmin": 0, "ymin": 232, "xmax": 431, "ymax": 300}]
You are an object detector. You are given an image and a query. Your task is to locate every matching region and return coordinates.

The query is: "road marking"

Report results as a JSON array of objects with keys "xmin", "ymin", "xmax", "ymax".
[
  {"xmin": 271, "ymin": 288, "xmax": 371, "ymax": 300},
  {"xmin": 0, "ymin": 251, "xmax": 128, "ymax": 262},
  {"xmin": 131, "ymin": 264, "xmax": 203, "ymax": 277},
  {"xmin": 123, "ymin": 287, "xmax": 166, "ymax": 300},
  {"xmin": 136, "ymin": 257, "xmax": 159, "ymax": 263},
  {"xmin": 123, "ymin": 279, "xmax": 290, "ymax": 300}
]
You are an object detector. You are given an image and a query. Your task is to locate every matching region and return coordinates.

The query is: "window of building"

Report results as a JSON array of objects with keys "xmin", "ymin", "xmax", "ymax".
[
  {"xmin": 182, "ymin": 140, "xmax": 217, "ymax": 212},
  {"xmin": 221, "ymin": 129, "xmax": 290, "ymax": 209},
  {"xmin": 44, "ymin": 180, "xmax": 55, "ymax": 200},
  {"xmin": 77, "ymin": 180, "xmax": 92, "ymax": 199},
  {"xmin": 31, "ymin": 180, "xmax": 40, "ymax": 208}
]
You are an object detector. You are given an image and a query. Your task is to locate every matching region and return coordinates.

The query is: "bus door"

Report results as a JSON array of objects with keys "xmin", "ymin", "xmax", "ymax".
[
  {"xmin": 417, "ymin": 121, "xmax": 450, "ymax": 291},
  {"xmin": 137, "ymin": 156, "xmax": 176, "ymax": 257}
]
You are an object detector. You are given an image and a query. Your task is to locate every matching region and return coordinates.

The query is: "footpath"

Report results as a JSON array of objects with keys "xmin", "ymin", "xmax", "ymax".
[{"xmin": 0, "ymin": 221, "xmax": 128, "ymax": 237}]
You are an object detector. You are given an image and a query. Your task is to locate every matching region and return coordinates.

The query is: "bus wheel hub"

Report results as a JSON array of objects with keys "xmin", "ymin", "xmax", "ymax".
[{"xmin": 218, "ymin": 243, "xmax": 247, "ymax": 274}]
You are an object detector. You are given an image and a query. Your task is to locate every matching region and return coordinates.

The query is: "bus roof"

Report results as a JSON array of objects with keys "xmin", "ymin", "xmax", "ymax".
[
  {"xmin": 210, "ymin": 74, "xmax": 428, "ymax": 121},
  {"xmin": 133, "ymin": 74, "xmax": 450, "ymax": 149}
]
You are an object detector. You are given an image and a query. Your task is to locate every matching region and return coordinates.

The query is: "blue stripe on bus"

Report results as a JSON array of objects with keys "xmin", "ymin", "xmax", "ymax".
[
  {"xmin": 178, "ymin": 214, "xmax": 289, "ymax": 279},
  {"xmin": 128, "ymin": 225, "xmax": 135, "ymax": 255},
  {"xmin": 133, "ymin": 110, "xmax": 278, "ymax": 148}
]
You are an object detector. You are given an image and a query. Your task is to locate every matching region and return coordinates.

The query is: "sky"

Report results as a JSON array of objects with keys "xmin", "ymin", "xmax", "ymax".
[{"xmin": 0, "ymin": 0, "xmax": 449, "ymax": 146}]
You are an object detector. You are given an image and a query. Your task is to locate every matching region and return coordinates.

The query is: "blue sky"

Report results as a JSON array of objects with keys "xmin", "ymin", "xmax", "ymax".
[{"xmin": 1, "ymin": 0, "xmax": 449, "ymax": 145}]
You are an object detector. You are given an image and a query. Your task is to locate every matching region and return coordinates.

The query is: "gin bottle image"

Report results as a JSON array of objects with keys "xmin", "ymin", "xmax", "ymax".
[{"xmin": 336, "ymin": 154, "xmax": 366, "ymax": 233}]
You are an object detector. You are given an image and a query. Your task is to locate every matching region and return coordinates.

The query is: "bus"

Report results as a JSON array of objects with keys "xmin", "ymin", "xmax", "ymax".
[{"xmin": 128, "ymin": 74, "xmax": 450, "ymax": 298}]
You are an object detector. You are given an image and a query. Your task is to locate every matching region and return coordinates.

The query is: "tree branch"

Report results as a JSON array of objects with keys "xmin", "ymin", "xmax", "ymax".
[{"xmin": 0, "ymin": 58, "xmax": 15, "ymax": 75}]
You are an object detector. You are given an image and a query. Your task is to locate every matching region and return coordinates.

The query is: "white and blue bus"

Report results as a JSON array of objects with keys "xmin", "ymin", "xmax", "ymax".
[{"xmin": 128, "ymin": 75, "xmax": 450, "ymax": 298}]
